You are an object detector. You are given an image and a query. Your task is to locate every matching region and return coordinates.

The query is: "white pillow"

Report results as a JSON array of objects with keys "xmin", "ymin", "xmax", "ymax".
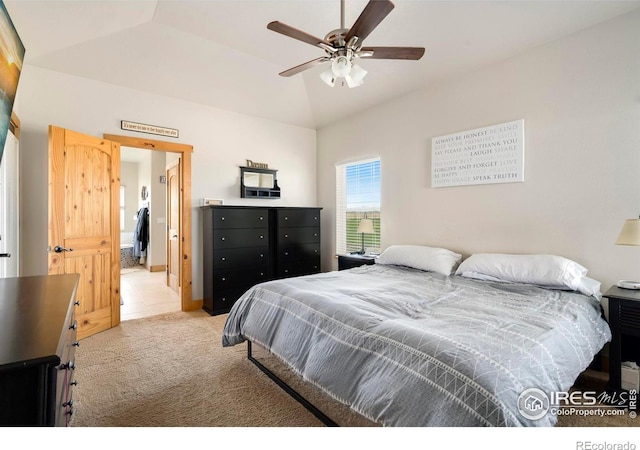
[
  {"xmin": 575, "ymin": 276, "xmax": 602, "ymax": 300},
  {"xmin": 460, "ymin": 270, "xmax": 602, "ymax": 299},
  {"xmin": 455, "ymin": 253, "xmax": 588, "ymax": 291},
  {"xmin": 375, "ymin": 245, "xmax": 462, "ymax": 275}
]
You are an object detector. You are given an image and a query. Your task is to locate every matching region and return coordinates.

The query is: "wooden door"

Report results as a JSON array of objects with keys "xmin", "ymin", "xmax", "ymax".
[
  {"xmin": 48, "ymin": 126, "xmax": 120, "ymax": 340},
  {"xmin": 166, "ymin": 159, "xmax": 180, "ymax": 293}
]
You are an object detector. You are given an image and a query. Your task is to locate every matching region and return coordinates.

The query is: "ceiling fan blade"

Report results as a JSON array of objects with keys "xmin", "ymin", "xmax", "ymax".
[
  {"xmin": 344, "ymin": 0, "xmax": 395, "ymax": 44},
  {"xmin": 267, "ymin": 21, "xmax": 331, "ymax": 48},
  {"xmin": 360, "ymin": 46, "xmax": 425, "ymax": 60},
  {"xmin": 279, "ymin": 57, "xmax": 330, "ymax": 77}
]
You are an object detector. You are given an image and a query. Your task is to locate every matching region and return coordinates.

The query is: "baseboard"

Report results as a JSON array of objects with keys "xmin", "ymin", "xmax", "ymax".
[
  {"xmin": 185, "ymin": 299, "xmax": 204, "ymax": 311},
  {"xmin": 149, "ymin": 265, "xmax": 166, "ymax": 273}
]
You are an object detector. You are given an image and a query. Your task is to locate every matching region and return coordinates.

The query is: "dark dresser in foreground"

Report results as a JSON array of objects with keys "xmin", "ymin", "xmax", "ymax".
[
  {"xmin": 0, "ymin": 274, "xmax": 80, "ymax": 426},
  {"xmin": 201, "ymin": 206, "xmax": 322, "ymax": 315}
]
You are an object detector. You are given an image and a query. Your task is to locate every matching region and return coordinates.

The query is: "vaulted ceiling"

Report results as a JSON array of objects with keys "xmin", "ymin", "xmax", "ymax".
[{"xmin": 5, "ymin": 0, "xmax": 640, "ymax": 129}]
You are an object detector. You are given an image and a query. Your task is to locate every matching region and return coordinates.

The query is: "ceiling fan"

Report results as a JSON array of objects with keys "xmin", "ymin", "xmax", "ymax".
[{"xmin": 267, "ymin": 0, "xmax": 425, "ymax": 88}]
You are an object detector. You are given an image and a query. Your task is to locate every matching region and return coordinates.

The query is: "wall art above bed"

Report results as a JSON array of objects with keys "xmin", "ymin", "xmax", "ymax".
[{"xmin": 431, "ymin": 119, "xmax": 524, "ymax": 188}]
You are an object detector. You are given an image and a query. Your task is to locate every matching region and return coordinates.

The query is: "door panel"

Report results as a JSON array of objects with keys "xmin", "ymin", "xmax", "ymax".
[
  {"xmin": 48, "ymin": 126, "xmax": 120, "ymax": 340},
  {"xmin": 167, "ymin": 160, "xmax": 180, "ymax": 293}
]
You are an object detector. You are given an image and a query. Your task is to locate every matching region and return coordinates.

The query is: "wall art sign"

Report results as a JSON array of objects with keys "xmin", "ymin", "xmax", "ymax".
[
  {"xmin": 121, "ymin": 120, "xmax": 179, "ymax": 138},
  {"xmin": 246, "ymin": 159, "xmax": 269, "ymax": 169},
  {"xmin": 431, "ymin": 119, "xmax": 524, "ymax": 188}
]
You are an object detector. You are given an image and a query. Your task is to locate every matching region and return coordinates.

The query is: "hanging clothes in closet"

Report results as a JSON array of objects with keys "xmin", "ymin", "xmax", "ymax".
[{"xmin": 133, "ymin": 206, "xmax": 149, "ymax": 264}]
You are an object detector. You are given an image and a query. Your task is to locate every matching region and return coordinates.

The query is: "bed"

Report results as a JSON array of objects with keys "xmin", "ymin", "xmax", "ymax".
[{"xmin": 222, "ymin": 246, "xmax": 611, "ymax": 427}]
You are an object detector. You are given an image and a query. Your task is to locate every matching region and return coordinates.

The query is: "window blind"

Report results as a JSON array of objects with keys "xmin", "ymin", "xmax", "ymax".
[{"xmin": 335, "ymin": 157, "xmax": 381, "ymax": 255}]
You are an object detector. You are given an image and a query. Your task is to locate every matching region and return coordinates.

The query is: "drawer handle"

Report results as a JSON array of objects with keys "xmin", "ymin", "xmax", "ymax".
[
  {"xmin": 284, "ymin": 269, "xmax": 289, "ymax": 273},
  {"xmin": 221, "ymin": 237, "xmax": 225, "ymax": 241},
  {"xmin": 69, "ymin": 321, "xmax": 77, "ymax": 330},
  {"xmin": 284, "ymin": 217, "xmax": 288, "ymax": 220},
  {"xmin": 260, "ymin": 254, "xmax": 264, "ymax": 258},
  {"xmin": 260, "ymin": 272, "xmax": 264, "ymax": 276},
  {"xmin": 314, "ymin": 217, "xmax": 318, "ymax": 220},
  {"xmin": 260, "ymin": 235, "xmax": 264, "ymax": 239},
  {"xmin": 221, "ymin": 257, "xmax": 226, "ymax": 261},
  {"xmin": 221, "ymin": 297, "xmax": 226, "ymax": 301},
  {"xmin": 313, "ymin": 233, "xmax": 318, "ymax": 237},
  {"xmin": 284, "ymin": 234, "xmax": 288, "ymax": 238},
  {"xmin": 222, "ymin": 277, "xmax": 226, "ymax": 281},
  {"xmin": 259, "ymin": 216, "xmax": 264, "ymax": 220},
  {"xmin": 314, "ymin": 250, "xmax": 318, "ymax": 253},
  {"xmin": 221, "ymin": 217, "xmax": 225, "ymax": 221}
]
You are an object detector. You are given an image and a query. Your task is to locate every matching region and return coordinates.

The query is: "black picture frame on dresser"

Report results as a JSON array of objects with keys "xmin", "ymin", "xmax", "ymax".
[
  {"xmin": 201, "ymin": 206, "xmax": 322, "ymax": 316},
  {"xmin": 0, "ymin": 274, "xmax": 80, "ymax": 427}
]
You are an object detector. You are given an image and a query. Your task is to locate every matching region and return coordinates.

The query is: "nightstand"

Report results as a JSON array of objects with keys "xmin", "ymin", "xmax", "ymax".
[
  {"xmin": 602, "ymin": 286, "xmax": 640, "ymax": 392},
  {"xmin": 338, "ymin": 254, "xmax": 377, "ymax": 271}
]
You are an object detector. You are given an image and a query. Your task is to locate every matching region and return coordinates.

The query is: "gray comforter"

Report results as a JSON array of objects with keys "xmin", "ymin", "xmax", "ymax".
[{"xmin": 222, "ymin": 264, "xmax": 611, "ymax": 427}]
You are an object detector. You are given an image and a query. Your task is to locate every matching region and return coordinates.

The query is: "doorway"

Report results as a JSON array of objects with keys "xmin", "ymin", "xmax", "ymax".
[
  {"xmin": 119, "ymin": 146, "xmax": 181, "ymax": 320},
  {"xmin": 104, "ymin": 133, "xmax": 197, "ymax": 314}
]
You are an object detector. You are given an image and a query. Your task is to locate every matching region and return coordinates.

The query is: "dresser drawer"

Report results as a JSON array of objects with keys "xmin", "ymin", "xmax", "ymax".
[
  {"xmin": 213, "ymin": 247, "xmax": 269, "ymax": 269},
  {"xmin": 213, "ymin": 228, "xmax": 268, "ymax": 249},
  {"xmin": 212, "ymin": 208, "xmax": 269, "ymax": 229},
  {"xmin": 212, "ymin": 286, "xmax": 253, "ymax": 313},
  {"xmin": 55, "ymin": 312, "xmax": 78, "ymax": 427},
  {"xmin": 278, "ymin": 243, "xmax": 320, "ymax": 263},
  {"xmin": 620, "ymin": 300, "xmax": 640, "ymax": 337},
  {"xmin": 277, "ymin": 227, "xmax": 320, "ymax": 246},
  {"xmin": 278, "ymin": 257, "xmax": 321, "ymax": 278},
  {"xmin": 214, "ymin": 268, "xmax": 269, "ymax": 289},
  {"xmin": 277, "ymin": 209, "xmax": 321, "ymax": 228}
]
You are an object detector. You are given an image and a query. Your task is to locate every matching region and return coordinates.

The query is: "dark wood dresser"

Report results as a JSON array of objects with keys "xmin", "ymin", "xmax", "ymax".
[
  {"xmin": 202, "ymin": 206, "xmax": 322, "ymax": 315},
  {"xmin": 273, "ymin": 207, "xmax": 321, "ymax": 279},
  {"xmin": 0, "ymin": 274, "xmax": 80, "ymax": 426},
  {"xmin": 202, "ymin": 206, "xmax": 271, "ymax": 315}
]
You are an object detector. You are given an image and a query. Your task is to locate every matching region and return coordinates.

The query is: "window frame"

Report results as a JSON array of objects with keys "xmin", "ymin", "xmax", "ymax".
[{"xmin": 335, "ymin": 157, "xmax": 381, "ymax": 256}]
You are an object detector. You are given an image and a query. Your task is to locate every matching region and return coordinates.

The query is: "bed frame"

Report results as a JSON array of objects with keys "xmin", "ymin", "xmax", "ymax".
[{"xmin": 246, "ymin": 341, "xmax": 339, "ymax": 427}]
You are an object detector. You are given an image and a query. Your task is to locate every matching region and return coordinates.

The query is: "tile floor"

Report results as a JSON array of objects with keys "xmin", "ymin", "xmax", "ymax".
[{"xmin": 120, "ymin": 268, "xmax": 181, "ymax": 321}]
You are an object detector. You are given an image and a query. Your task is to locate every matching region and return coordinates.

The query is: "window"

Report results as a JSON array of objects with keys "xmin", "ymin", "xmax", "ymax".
[
  {"xmin": 120, "ymin": 185, "xmax": 125, "ymax": 231},
  {"xmin": 336, "ymin": 157, "xmax": 381, "ymax": 255}
]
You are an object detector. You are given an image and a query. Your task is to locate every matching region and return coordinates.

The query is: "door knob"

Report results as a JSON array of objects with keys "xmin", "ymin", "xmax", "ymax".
[{"xmin": 54, "ymin": 246, "xmax": 73, "ymax": 253}]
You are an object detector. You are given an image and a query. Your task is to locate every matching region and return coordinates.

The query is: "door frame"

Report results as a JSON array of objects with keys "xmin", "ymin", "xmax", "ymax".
[
  {"xmin": 103, "ymin": 134, "xmax": 198, "ymax": 312},
  {"xmin": 0, "ymin": 112, "xmax": 20, "ymax": 277}
]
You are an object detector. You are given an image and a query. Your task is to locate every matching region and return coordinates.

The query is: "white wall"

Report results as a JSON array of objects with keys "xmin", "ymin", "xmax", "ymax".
[
  {"xmin": 317, "ymin": 10, "xmax": 640, "ymax": 291},
  {"xmin": 149, "ymin": 150, "xmax": 167, "ymax": 269},
  {"xmin": 14, "ymin": 66, "xmax": 317, "ymax": 302},
  {"xmin": 120, "ymin": 161, "xmax": 138, "ymax": 235}
]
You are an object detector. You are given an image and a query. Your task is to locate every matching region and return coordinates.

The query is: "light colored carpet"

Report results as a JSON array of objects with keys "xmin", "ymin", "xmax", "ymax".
[{"xmin": 71, "ymin": 310, "xmax": 636, "ymax": 428}]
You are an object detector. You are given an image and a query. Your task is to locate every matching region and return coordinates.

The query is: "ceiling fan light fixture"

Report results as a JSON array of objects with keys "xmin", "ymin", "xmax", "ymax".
[
  {"xmin": 319, "ymin": 67, "xmax": 336, "ymax": 87},
  {"xmin": 331, "ymin": 55, "xmax": 352, "ymax": 78},
  {"xmin": 345, "ymin": 63, "xmax": 367, "ymax": 88}
]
